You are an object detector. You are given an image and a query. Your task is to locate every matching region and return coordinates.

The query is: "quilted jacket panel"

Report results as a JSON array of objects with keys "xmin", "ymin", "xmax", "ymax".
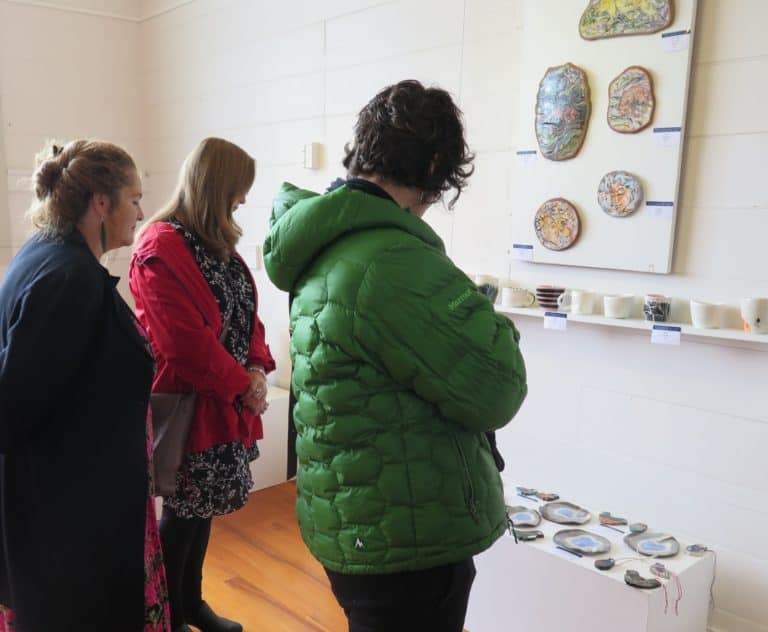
[{"xmin": 264, "ymin": 183, "xmax": 527, "ymax": 573}]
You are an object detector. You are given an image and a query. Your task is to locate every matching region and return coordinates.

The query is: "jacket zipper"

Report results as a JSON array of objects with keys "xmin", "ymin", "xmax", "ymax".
[{"xmin": 453, "ymin": 435, "xmax": 480, "ymax": 523}]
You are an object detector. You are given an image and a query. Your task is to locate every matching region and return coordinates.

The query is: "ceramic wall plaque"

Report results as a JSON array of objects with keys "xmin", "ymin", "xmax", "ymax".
[
  {"xmin": 597, "ymin": 171, "xmax": 643, "ymax": 217},
  {"xmin": 534, "ymin": 198, "xmax": 581, "ymax": 251},
  {"xmin": 579, "ymin": 0, "xmax": 674, "ymax": 40},
  {"xmin": 608, "ymin": 66, "xmax": 655, "ymax": 133},
  {"xmin": 535, "ymin": 63, "xmax": 591, "ymax": 161}
]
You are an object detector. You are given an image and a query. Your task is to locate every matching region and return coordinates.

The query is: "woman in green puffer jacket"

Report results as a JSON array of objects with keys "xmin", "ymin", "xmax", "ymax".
[{"xmin": 264, "ymin": 80, "xmax": 527, "ymax": 632}]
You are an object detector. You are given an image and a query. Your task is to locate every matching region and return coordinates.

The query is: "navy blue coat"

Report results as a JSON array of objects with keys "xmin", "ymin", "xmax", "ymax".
[{"xmin": 0, "ymin": 231, "xmax": 154, "ymax": 631}]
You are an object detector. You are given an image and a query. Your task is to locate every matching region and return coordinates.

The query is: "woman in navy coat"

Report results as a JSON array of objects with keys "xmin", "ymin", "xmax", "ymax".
[{"xmin": 0, "ymin": 141, "xmax": 169, "ymax": 631}]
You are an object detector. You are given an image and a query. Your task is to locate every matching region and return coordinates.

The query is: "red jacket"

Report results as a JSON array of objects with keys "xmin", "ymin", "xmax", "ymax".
[{"xmin": 129, "ymin": 222, "xmax": 275, "ymax": 453}]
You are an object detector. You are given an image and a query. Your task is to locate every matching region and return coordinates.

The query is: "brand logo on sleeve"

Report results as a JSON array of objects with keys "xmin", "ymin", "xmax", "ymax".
[{"xmin": 448, "ymin": 288, "xmax": 473, "ymax": 311}]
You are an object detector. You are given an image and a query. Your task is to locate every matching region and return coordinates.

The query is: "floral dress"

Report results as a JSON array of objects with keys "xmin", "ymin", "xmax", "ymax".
[
  {"xmin": 162, "ymin": 219, "xmax": 260, "ymax": 519},
  {"xmin": 0, "ymin": 606, "xmax": 11, "ymax": 632},
  {"xmin": 144, "ymin": 408, "xmax": 172, "ymax": 631},
  {"xmin": 0, "ymin": 411, "xmax": 171, "ymax": 632}
]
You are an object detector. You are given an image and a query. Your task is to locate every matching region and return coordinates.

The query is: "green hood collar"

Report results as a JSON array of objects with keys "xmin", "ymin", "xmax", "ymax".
[{"xmin": 264, "ymin": 182, "xmax": 445, "ymax": 291}]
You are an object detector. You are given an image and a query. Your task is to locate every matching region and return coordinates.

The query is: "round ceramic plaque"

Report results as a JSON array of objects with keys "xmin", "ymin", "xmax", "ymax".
[
  {"xmin": 624, "ymin": 532, "xmax": 680, "ymax": 558},
  {"xmin": 534, "ymin": 198, "xmax": 580, "ymax": 251},
  {"xmin": 505, "ymin": 505, "xmax": 541, "ymax": 528},
  {"xmin": 540, "ymin": 501, "xmax": 591, "ymax": 525},
  {"xmin": 554, "ymin": 529, "xmax": 611, "ymax": 555},
  {"xmin": 597, "ymin": 171, "xmax": 643, "ymax": 217}
]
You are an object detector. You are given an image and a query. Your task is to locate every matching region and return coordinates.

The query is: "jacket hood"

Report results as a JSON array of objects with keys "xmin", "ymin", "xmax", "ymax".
[{"xmin": 263, "ymin": 182, "xmax": 445, "ymax": 291}]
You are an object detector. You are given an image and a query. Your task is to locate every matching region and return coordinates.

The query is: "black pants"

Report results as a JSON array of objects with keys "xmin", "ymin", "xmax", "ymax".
[
  {"xmin": 159, "ymin": 505, "xmax": 212, "ymax": 628},
  {"xmin": 325, "ymin": 558, "xmax": 476, "ymax": 632}
]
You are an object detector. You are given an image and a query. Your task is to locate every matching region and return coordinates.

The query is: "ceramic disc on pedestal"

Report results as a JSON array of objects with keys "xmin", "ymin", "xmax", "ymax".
[{"xmin": 540, "ymin": 501, "xmax": 591, "ymax": 525}]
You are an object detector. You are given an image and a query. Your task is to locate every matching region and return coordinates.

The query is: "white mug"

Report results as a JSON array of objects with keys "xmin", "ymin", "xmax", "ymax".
[
  {"xmin": 501, "ymin": 287, "xmax": 535, "ymax": 308},
  {"xmin": 603, "ymin": 294, "xmax": 634, "ymax": 319},
  {"xmin": 690, "ymin": 300, "xmax": 723, "ymax": 329},
  {"xmin": 557, "ymin": 289, "xmax": 594, "ymax": 315},
  {"xmin": 740, "ymin": 297, "xmax": 768, "ymax": 334}
]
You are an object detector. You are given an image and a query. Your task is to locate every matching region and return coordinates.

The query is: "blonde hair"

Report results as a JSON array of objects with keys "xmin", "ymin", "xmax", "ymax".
[
  {"xmin": 28, "ymin": 139, "xmax": 136, "ymax": 236},
  {"xmin": 143, "ymin": 137, "xmax": 255, "ymax": 260}
]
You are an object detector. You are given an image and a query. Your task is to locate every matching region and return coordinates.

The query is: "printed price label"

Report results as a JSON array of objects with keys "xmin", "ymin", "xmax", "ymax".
[
  {"xmin": 646, "ymin": 201, "xmax": 674, "ymax": 220},
  {"xmin": 544, "ymin": 312, "xmax": 567, "ymax": 331},
  {"xmin": 653, "ymin": 127, "xmax": 682, "ymax": 147},
  {"xmin": 662, "ymin": 30, "xmax": 691, "ymax": 52},
  {"xmin": 516, "ymin": 150, "xmax": 538, "ymax": 166},
  {"xmin": 512, "ymin": 243, "xmax": 534, "ymax": 261},
  {"xmin": 651, "ymin": 324, "xmax": 681, "ymax": 345}
]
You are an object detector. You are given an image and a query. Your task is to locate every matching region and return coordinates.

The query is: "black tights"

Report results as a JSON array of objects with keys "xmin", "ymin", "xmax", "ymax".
[{"xmin": 159, "ymin": 505, "xmax": 212, "ymax": 628}]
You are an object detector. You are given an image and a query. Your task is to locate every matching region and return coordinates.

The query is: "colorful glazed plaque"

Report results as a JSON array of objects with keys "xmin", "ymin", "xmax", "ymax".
[
  {"xmin": 579, "ymin": 0, "xmax": 674, "ymax": 40},
  {"xmin": 597, "ymin": 171, "xmax": 643, "ymax": 217},
  {"xmin": 535, "ymin": 63, "xmax": 591, "ymax": 161},
  {"xmin": 608, "ymin": 66, "xmax": 655, "ymax": 133},
  {"xmin": 534, "ymin": 198, "xmax": 581, "ymax": 251}
]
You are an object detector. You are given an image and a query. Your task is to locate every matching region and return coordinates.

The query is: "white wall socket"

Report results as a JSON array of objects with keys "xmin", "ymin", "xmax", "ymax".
[
  {"xmin": 240, "ymin": 243, "xmax": 262, "ymax": 270},
  {"xmin": 303, "ymin": 142, "xmax": 322, "ymax": 169}
]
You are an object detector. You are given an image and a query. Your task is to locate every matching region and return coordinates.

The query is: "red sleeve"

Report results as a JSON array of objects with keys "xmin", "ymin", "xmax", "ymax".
[{"xmin": 129, "ymin": 257, "xmax": 251, "ymax": 403}]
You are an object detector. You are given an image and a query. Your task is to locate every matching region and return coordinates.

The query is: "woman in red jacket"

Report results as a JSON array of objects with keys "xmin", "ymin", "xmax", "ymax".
[{"xmin": 129, "ymin": 138, "xmax": 275, "ymax": 632}]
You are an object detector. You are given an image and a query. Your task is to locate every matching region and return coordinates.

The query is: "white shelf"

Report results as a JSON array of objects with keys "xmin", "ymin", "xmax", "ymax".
[{"xmin": 496, "ymin": 305, "xmax": 768, "ymax": 348}]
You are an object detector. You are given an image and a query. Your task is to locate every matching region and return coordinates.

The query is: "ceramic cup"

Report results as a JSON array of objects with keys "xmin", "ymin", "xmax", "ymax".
[
  {"xmin": 557, "ymin": 289, "xmax": 595, "ymax": 315},
  {"xmin": 474, "ymin": 275, "xmax": 499, "ymax": 304},
  {"xmin": 501, "ymin": 287, "xmax": 535, "ymax": 308},
  {"xmin": 603, "ymin": 294, "xmax": 634, "ymax": 319},
  {"xmin": 535, "ymin": 285, "xmax": 565, "ymax": 310},
  {"xmin": 690, "ymin": 300, "xmax": 723, "ymax": 329},
  {"xmin": 740, "ymin": 297, "xmax": 768, "ymax": 334},
  {"xmin": 643, "ymin": 294, "xmax": 671, "ymax": 322}
]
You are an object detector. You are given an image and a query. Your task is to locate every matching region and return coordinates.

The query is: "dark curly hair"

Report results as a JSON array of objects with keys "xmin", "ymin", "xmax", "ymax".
[{"xmin": 343, "ymin": 80, "xmax": 474, "ymax": 209}]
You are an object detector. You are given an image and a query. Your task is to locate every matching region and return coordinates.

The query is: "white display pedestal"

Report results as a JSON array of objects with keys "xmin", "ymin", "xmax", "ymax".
[
  {"xmin": 249, "ymin": 385, "xmax": 291, "ymax": 491},
  {"xmin": 466, "ymin": 484, "xmax": 714, "ymax": 632}
]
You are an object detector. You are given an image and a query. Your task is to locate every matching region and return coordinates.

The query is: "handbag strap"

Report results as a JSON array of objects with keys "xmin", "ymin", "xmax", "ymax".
[{"xmin": 219, "ymin": 316, "xmax": 231, "ymax": 344}]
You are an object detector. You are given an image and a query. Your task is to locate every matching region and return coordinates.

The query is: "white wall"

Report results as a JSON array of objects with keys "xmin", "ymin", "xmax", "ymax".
[
  {"xmin": 0, "ymin": 0, "xmax": 11, "ymax": 275},
  {"xmin": 0, "ymin": 0, "xmax": 143, "ymax": 287},
  {"xmin": 7, "ymin": 0, "xmax": 142, "ymax": 19},
  {"xmin": 1, "ymin": 1, "xmax": 766, "ymax": 630}
]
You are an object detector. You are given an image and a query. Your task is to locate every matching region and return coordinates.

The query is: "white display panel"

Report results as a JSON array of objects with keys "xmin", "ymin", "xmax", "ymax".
[{"xmin": 510, "ymin": 0, "xmax": 698, "ymax": 274}]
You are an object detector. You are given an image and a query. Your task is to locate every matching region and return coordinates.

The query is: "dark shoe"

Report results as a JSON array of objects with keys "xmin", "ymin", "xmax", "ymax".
[{"xmin": 187, "ymin": 601, "xmax": 243, "ymax": 632}]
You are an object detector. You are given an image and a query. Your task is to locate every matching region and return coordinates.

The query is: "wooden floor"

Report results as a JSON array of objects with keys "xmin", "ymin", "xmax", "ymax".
[{"xmin": 202, "ymin": 481, "xmax": 347, "ymax": 632}]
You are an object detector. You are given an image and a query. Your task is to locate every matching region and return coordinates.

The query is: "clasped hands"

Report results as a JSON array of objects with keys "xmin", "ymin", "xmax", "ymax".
[{"xmin": 241, "ymin": 366, "xmax": 269, "ymax": 415}]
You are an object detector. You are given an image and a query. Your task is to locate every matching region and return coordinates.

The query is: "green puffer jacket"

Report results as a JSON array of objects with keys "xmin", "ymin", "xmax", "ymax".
[{"xmin": 264, "ymin": 182, "xmax": 527, "ymax": 574}]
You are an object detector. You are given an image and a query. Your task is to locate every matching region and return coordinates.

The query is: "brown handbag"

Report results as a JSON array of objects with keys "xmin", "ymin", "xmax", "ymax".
[{"xmin": 150, "ymin": 320, "xmax": 230, "ymax": 497}]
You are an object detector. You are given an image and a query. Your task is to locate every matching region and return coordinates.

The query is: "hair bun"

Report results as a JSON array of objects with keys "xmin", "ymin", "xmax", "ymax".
[{"xmin": 34, "ymin": 159, "xmax": 65, "ymax": 199}]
